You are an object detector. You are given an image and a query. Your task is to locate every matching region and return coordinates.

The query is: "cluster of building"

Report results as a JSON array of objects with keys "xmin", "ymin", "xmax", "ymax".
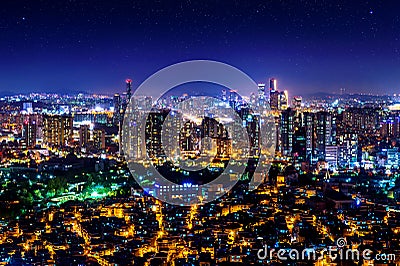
[
  {"xmin": 0, "ymin": 78, "xmax": 399, "ymax": 264},
  {"xmin": 0, "ymin": 172, "xmax": 399, "ymax": 265},
  {"xmin": 256, "ymin": 79, "xmax": 400, "ymax": 174},
  {"xmin": 0, "ymin": 81, "xmax": 137, "ymax": 171}
]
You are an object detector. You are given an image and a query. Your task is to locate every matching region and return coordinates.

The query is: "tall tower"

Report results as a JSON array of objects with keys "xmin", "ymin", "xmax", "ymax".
[
  {"xmin": 121, "ymin": 79, "xmax": 133, "ymax": 114},
  {"xmin": 269, "ymin": 78, "xmax": 277, "ymax": 92},
  {"xmin": 269, "ymin": 78, "xmax": 279, "ymax": 110},
  {"xmin": 126, "ymin": 78, "xmax": 132, "ymax": 102},
  {"xmin": 113, "ymin": 93, "xmax": 121, "ymax": 126},
  {"xmin": 119, "ymin": 79, "xmax": 133, "ymax": 154}
]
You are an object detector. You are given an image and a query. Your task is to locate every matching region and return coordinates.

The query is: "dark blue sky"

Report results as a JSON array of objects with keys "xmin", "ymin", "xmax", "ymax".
[{"xmin": 1, "ymin": 0, "xmax": 400, "ymax": 96}]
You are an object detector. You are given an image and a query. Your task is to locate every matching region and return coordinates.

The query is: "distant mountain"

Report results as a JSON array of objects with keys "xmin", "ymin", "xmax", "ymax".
[
  {"xmin": 0, "ymin": 91, "xmax": 19, "ymax": 97},
  {"xmin": 301, "ymin": 91, "xmax": 338, "ymax": 98},
  {"xmin": 0, "ymin": 89, "xmax": 91, "ymax": 97},
  {"xmin": 302, "ymin": 91, "xmax": 392, "ymax": 100}
]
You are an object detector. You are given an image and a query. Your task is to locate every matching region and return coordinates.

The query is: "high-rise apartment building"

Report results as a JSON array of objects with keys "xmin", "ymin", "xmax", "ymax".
[
  {"xmin": 42, "ymin": 115, "xmax": 73, "ymax": 146},
  {"xmin": 22, "ymin": 117, "xmax": 37, "ymax": 148}
]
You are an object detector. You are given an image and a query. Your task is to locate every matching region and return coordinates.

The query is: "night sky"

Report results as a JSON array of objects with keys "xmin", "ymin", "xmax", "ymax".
[{"xmin": 1, "ymin": 0, "xmax": 400, "ymax": 96}]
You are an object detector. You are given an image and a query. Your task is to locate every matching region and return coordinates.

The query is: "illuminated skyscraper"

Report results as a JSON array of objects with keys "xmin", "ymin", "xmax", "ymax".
[
  {"xmin": 126, "ymin": 78, "xmax": 132, "ymax": 103},
  {"xmin": 42, "ymin": 114, "xmax": 73, "ymax": 146},
  {"xmin": 180, "ymin": 121, "xmax": 200, "ymax": 155},
  {"xmin": 238, "ymin": 107, "xmax": 260, "ymax": 157},
  {"xmin": 280, "ymin": 108, "xmax": 295, "ymax": 156},
  {"xmin": 269, "ymin": 78, "xmax": 279, "ymax": 110},
  {"xmin": 216, "ymin": 138, "xmax": 232, "ymax": 158},
  {"xmin": 119, "ymin": 79, "xmax": 134, "ymax": 155},
  {"xmin": 145, "ymin": 111, "xmax": 168, "ymax": 159},
  {"xmin": 268, "ymin": 78, "xmax": 289, "ymax": 110},
  {"xmin": 302, "ymin": 111, "xmax": 337, "ymax": 162},
  {"xmin": 23, "ymin": 117, "xmax": 37, "ymax": 148},
  {"xmin": 342, "ymin": 107, "xmax": 379, "ymax": 135},
  {"xmin": 202, "ymin": 116, "xmax": 225, "ymax": 139},
  {"xmin": 257, "ymin": 83, "xmax": 266, "ymax": 106},
  {"xmin": 79, "ymin": 124, "xmax": 90, "ymax": 148},
  {"xmin": 113, "ymin": 93, "xmax": 121, "ymax": 126},
  {"xmin": 316, "ymin": 111, "xmax": 331, "ymax": 160},
  {"xmin": 122, "ymin": 78, "xmax": 133, "ymax": 117},
  {"xmin": 338, "ymin": 133, "xmax": 358, "ymax": 167},
  {"xmin": 380, "ymin": 113, "xmax": 400, "ymax": 138},
  {"xmin": 228, "ymin": 90, "xmax": 238, "ymax": 109},
  {"xmin": 93, "ymin": 128, "xmax": 106, "ymax": 150},
  {"xmin": 292, "ymin": 96, "xmax": 302, "ymax": 110},
  {"xmin": 292, "ymin": 128, "xmax": 307, "ymax": 164},
  {"xmin": 22, "ymin": 102, "xmax": 33, "ymax": 114},
  {"xmin": 325, "ymin": 145, "xmax": 338, "ymax": 169},
  {"xmin": 278, "ymin": 90, "xmax": 289, "ymax": 110},
  {"xmin": 302, "ymin": 112, "xmax": 316, "ymax": 163},
  {"xmin": 269, "ymin": 78, "xmax": 277, "ymax": 92}
]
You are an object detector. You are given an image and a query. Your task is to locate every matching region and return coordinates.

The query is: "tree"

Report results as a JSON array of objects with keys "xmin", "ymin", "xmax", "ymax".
[{"xmin": 47, "ymin": 176, "xmax": 67, "ymax": 196}]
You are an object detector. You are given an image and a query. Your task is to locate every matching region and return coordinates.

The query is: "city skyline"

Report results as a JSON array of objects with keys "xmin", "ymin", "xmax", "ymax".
[
  {"xmin": 0, "ymin": 76, "xmax": 400, "ymax": 264},
  {"xmin": 2, "ymin": 1, "xmax": 400, "ymax": 265},
  {"xmin": 1, "ymin": 1, "xmax": 400, "ymax": 95}
]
